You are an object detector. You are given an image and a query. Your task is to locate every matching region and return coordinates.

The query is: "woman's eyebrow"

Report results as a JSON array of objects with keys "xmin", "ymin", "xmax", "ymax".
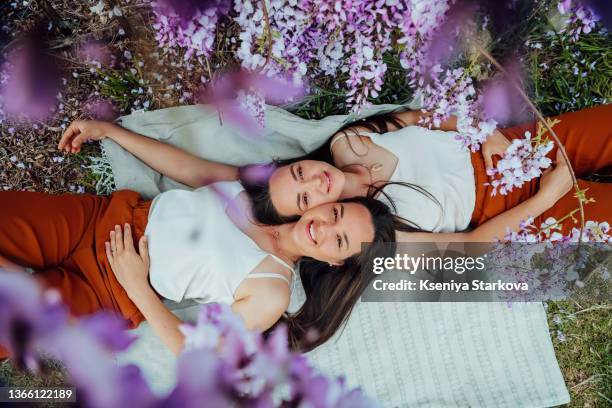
[
  {"xmin": 341, "ymin": 205, "xmax": 349, "ymax": 249},
  {"xmin": 290, "ymin": 165, "xmax": 298, "ymax": 181},
  {"xmin": 297, "ymin": 193, "xmax": 303, "ymax": 211}
]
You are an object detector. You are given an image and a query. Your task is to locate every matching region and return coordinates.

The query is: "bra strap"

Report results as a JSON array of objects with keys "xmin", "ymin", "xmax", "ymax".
[
  {"xmin": 251, "ymin": 254, "xmax": 297, "ymax": 294},
  {"xmin": 245, "ymin": 272, "xmax": 291, "ymax": 286},
  {"xmin": 268, "ymin": 253, "xmax": 295, "ymax": 273}
]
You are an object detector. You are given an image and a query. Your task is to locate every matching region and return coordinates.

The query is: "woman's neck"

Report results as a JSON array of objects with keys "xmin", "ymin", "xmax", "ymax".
[
  {"xmin": 339, "ymin": 165, "xmax": 371, "ymax": 199},
  {"xmin": 264, "ymin": 223, "xmax": 301, "ymax": 265}
]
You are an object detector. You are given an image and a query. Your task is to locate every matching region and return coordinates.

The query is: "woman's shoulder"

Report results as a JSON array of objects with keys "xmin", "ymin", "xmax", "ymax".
[
  {"xmin": 330, "ymin": 125, "xmax": 378, "ymax": 161},
  {"xmin": 235, "ymin": 256, "xmax": 292, "ymax": 308}
]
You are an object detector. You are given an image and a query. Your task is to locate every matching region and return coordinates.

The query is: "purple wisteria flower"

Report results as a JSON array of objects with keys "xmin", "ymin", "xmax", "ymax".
[
  {"xmin": 199, "ymin": 70, "xmax": 305, "ymax": 131},
  {"xmin": 485, "ymin": 130, "xmax": 554, "ymax": 196},
  {"xmin": 174, "ymin": 303, "xmax": 378, "ymax": 406},
  {"xmin": 490, "ymin": 216, "xmax": 612, "ymax": 302},
  {"xmin": 152, "ymin": 0, "xmax": 231, "ymax": 62},
  {"xmin": 558, "ymin": 1, "xmax": 602, "ymax": 42}
]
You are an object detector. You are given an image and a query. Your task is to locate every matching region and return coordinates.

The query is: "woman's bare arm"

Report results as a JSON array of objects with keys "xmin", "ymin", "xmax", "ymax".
[
  {"xmin": 232, "ymin": 292, "xmax": 288, "ymax": 332},
  {"xmin": 397, "ymin": 192, "xmax": 555, "ymax": 243},
  {"xmin": 397, "ymin": 151, "xmax": 573, "ymax": 243},
  {"xmin": 231, "ymin": 257, "xmax": 291, "ymax": 332},
  {"xmin": 105, "ymin": 224, "xmax": 186, "ymax": 355},
  {"xmin": 59, "ymin": 120, "xmax": 239, "ymax": 188},
  {"xmin": 129, "ymin": 286, "xmax": 186, "ymax": 355}
]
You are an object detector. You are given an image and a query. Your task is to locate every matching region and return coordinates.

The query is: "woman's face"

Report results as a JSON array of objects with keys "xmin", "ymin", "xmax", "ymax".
[
  {"xmin": 290, "ymin": 201, "xmax": 374, "ymax": 265},
  {"xmin": 268, "ymin": 160, "xmax": 346, "ymax": 218}
]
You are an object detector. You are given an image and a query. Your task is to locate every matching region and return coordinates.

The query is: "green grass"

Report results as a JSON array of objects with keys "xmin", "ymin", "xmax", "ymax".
[
  {"xmin": 547, "ymin": 300, "xmax": 612, "ymax": 407},
  {"xmin": 528, "ymin": 31, "xmax": 612, "ymax": 116}
]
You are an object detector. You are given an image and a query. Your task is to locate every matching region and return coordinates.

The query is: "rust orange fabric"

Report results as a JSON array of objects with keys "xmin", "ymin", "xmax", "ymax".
[
  {"xmin": 0, "ymin": 190, "xmax": 151, "ymax": 331},
  {"xmin": 470, "ymin": 104, "xmax": 612, "ymax": 235}
]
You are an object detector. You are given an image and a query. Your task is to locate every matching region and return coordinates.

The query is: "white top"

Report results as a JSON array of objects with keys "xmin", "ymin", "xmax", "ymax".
[
  {"xmin": 144, "ymin": 181, "xmax": 294, "ymax": 304},
  {"xmin": 336, "ymin": 126, "xmax": 475, "ymax": 232}
]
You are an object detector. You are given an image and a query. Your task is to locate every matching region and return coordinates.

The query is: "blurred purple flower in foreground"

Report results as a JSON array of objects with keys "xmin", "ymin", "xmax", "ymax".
[
  {"xmin": 480, "ymin": 60, "xmax": 529, "ymax": 126},
  {"xmin": 199, "ymin": 70, "xmax": 305, "ymax": 134},
  {"xmin": 2, "ymin": 272, "xmax": 378, "ymax": 408},
  {"xmin": 0, "ymin": 270, "xmax": 155, "ymax": 408},
  {"xmin": 0, "ymin": 271, "xmax": 66, "ymax": 371},
  {"xmin": 155, "ymin": 0, "xmax": 230, "ymax": 22},
  {"xmin": 240, "ymin": 163, "xmax": 277, "ymax": 185},
  {"xmin": 45, "ymin": 325, "xmax": 156, "ymax": 408},
  {"xmin": 175, "ymin": 303, "xmax": 378, "ymax": 407},
  {"xmin": 77, "ymin": 40, "xmax": 112, "ymax": 67},
  {"xmin": 84, "ymin": 98, "xmax": 119, "ymax": 121},
  {"xmin": 0, "ymin": 24, "xmax": 62, "ymax": 122}
]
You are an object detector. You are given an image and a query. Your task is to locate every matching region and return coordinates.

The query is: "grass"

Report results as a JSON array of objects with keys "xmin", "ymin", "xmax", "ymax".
[
  {"xmin": 0, "ymin": 1, "xmax": 610, "ymax": 407},
  {"xmin": 528, "ymin": 31, "xmax": 611, "ymax": 116},
  {"xmin": 547, "ymin": 300, "xmax": 612, "ymax": 407}
]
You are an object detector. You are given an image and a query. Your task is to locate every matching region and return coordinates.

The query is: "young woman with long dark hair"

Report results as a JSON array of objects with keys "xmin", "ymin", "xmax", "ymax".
[
  {"xmin": 55, "ymin": 105, "xmax": 599, "ymax": 247},
  {"xmin": 34, "ymin": 109, "xmax": 585, "ymax": 354},
  {"xmin": 238, "ymin": 105, "xmax": 611, "ymax": 240},
  {"xmin": 0, "ymin": 180, "xmax": 400, "ymax": 356}
]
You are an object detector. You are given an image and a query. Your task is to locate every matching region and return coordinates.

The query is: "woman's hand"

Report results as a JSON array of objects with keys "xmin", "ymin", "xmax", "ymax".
[
  {"xmin": 482, "ymin": 129, "xmax": 511, "ymax": 169},
  {"xmin": 58, "ymin": 120, "xmax": 115, "ymax": 153},
  {"xmin": 105, "ymin": 223, "xmax": 150, "ymax": 299},
  {"xmin": 538, "ymin": 149, "xmax": 573, "ymax": 202}
]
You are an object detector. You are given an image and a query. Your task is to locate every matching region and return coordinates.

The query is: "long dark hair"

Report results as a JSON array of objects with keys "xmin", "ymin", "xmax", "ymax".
[
  {"xmin": 239, "ymin": 111, "xmax": 441, "ymax": 229},
  {"xmin": 267, "ymin": 195, "xmax": 417, "ymax": 352}
]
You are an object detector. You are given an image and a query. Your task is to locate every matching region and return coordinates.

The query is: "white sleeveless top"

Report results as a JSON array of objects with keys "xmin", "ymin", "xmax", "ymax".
[
  {"xmin": 336, "ymin": 126, "xmax": 475, "ymax": 232},
  {"xmin": 144, "ymin": 181, "xmax": 294, "ymax": 304}
]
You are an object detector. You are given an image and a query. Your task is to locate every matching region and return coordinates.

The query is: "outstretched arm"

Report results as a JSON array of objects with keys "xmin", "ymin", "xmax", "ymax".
[
  {"xmin": 397, "ymin": 150, "xmax": 573, "ymax": 243},
  {"xmin": 59, "ymin": 120, "xmax": 239, "ymax": 188}
]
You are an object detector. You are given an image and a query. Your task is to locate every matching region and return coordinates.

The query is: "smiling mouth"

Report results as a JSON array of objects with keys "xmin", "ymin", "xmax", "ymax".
[
  {"xmin": 307, "ymin": 220, "xmax": 317, "ymax": 244},
  {"xmin": 323, "ymin": 171, "xmax": 332, "ymax": 193}
]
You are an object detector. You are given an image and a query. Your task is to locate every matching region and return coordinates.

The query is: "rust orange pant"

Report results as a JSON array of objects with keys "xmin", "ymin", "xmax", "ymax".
[
  {"xmin": 470, "ymin": 104, "xmax": 612, "ymax": 234},
  {"xmin": 0, "ymin": 190, "xmax": 151, "ymax": 358}
]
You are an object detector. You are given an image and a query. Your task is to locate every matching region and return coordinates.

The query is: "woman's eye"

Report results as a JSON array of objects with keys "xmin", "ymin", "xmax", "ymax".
[
  {"xmin": 333, "ymin": 207, "xmax": 338, "ymax": 221},
  {"xmin": 337, "ymin": 235, "xmax": 342, "ymax": 249},
  {"xmin": 298, "ymin": 167, "xmax": 304, "ymax": 179},
  {"xmin": 303, "ymin": 193, "xmax": 308, "ymax": 207}
]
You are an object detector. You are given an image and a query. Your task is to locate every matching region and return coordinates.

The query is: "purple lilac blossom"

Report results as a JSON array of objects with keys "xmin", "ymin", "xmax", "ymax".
[
  {"xmin": 177, "ymin": 303, "xmax": 378, "ymax": 406},
  {"xmin": 0, "ymin": 271, "xmax": 67, "ymax": 371},
  {"xmin": 485, "ymin": 130, "xmax": 554, "ymax": 196},
  {"xmin": 152, "ymin": 0, "xmax": 230, "ymax": 62},
  {"xmin": 558, "ymin": 1, "xmax": 602, "ymax": 42}
]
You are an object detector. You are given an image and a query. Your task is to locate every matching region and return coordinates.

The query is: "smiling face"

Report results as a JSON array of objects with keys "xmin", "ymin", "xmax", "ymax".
[
  {"xmin": 268, "ymin": 160, "xmax": 346, "ymax": 219},
  {"xmin": 289, "ymin": 201, "xmax": 374, "ymax": 265}
]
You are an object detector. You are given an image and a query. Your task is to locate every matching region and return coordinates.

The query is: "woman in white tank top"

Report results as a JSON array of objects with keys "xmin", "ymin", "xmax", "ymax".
[
  {"xmin": 237, "ymin": 111, "xmax": 575, "ymax": 242},
  {"xmin": 56, "ymin": 112, "xmax": 578, "ymax": 353},
  {"xmin": 59, "ymin": 112, "xmax": 574, "ymax": 252}
]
